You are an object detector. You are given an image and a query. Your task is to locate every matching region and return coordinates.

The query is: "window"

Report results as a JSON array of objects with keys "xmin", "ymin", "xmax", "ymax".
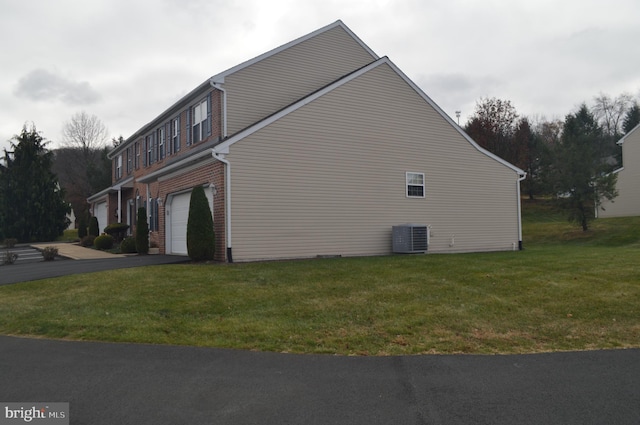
[
  {"xmin": 406, "ymin": 172, "xmax": 425, "ymax": 198},
  {"xmin": 192, "ymin": 99, "xmax": 208, "ymax": 144},
  {"xmin": 115, "ymin": 155, "xmax": 123, "ymax": 180},
  {"xmin": 172, "ymin": 117, "xmax": 180, "ymax": 153},
  {"xmin": 126, "ymin": 147, "xmax": 132, "ymax": 174},
  {"xmin": 146, "ymin": 134, "xmax": 153, "ymax": 166},
  {"xmin": 134, "ymin": 141, "xmax": 140, "ymax": 169},
  {"xmin": 158, "ymin": 127, "xmax": 165, "ymax": 160},
  {"xmin": 149, "ymin": 198, "xmax": 160, "ymax": 231}
]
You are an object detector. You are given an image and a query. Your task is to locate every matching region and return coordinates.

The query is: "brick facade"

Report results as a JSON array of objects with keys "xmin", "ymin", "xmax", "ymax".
[{"xmin": 90, "ymin": 87, "xmax": 227, "ymax": 261}]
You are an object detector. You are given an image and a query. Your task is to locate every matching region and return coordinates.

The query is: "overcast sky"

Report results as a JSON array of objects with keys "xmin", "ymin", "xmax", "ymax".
[{"xmin": 2, "ymin": 0, "xmax": 639, "ymax": 155}]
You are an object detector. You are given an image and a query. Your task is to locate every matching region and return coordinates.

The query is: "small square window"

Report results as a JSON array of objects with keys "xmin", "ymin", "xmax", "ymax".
[{"xmin": 406, "ymin": 172, "xmax": 425, "ymax": 198}]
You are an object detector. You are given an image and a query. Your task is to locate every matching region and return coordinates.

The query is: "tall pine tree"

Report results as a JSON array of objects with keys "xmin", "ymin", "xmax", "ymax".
[
  {"xmin": 0, "ymin": 125, "xmax": 70, "ymax": 242},
  {"xmin": 551, "ymin": 105, "xmax": 618, "ymax": 231}
]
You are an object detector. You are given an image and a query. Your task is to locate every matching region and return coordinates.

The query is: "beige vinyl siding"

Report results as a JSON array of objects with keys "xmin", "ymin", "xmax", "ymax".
[
  {"xmin": 599, "ymin": 128, "xmax": 640, "ymax": 217},
  {"xmin": 227, "ymin": 63, "xmax": 520, "ymax": 261},
  {"xmin": 224, "ymin": 25, "xmax": 377, "ymax": 136}
]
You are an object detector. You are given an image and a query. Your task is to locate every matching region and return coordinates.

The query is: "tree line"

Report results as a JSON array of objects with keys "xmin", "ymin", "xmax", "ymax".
[{"xmin": 464, "ymin": 93, "xmax": 640, "ymax": 231}]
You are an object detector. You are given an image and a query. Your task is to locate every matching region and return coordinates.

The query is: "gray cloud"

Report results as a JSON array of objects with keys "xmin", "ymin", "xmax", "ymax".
[{"xmin": 14, "ymin": 69, "xmax": 101, "ymax": 105}]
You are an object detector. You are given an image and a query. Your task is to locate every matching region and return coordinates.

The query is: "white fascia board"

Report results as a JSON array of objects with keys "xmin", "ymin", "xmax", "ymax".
[
  {"xmin": 617, "ymin": 122, "xmax": 640, "ymax": 145},
  {"xmin": 137, "ymin": 149, "xmax": 212, "ymax": 183},
  {"xmin": 209, "ymin": 20, "xmax": 379, "ymax": 85},
  {"xmin": 213, "ymin": 58, "xmax": 387, "ymax": 154},
  {"xmin": 111, "ymin": 21, "xmax": 378, "ymax": 160},
  {"xmin": 382, "ymin": 59, "xmax": 526, "ymax": 178},
  {"xmin": 214, "ymin": 56, "xmax": 526, "ymax": 179},
  {"xmin": 87, "ymin": 186, "xmax": 113, "ymax": 203}
]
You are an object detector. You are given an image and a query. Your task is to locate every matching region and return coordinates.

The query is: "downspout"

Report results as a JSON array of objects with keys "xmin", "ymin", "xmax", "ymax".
[
  {"xmin": 117, "ymin": 187, "xmax": 122, "ymax": 223},
  {"xmin": 211, "ymin": 147, "xmax": 233, "ymax": 263},
  {"xmin": 210, "ymin": 79, "xmax": 227, "ymax": 138},
  {"xmin": 146, "ymin": 183, "xmax": 151, "ymax": 246},
  {"xmin": 517, "ymin": 172, "xmax": 527, "ymax": 250}
]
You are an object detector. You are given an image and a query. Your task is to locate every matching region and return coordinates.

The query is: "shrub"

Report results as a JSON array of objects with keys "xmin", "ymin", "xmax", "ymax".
[
  {"xmin": 94, "ymin": 234, "xmax": 114, "ymax": 250},
  {"xmin": 3, "ymin": 238, "xmax": 18, "ymax": 248},
  {"xmin": 42, "ymin": 246, "xmax": 58, "ymax": 261},
  {"xmin": 187, "ymin": 185, "xmax": 215, "ymax": 261},
  {"xmin": 89, "ymin": 216, "xmax": 100, "ymax": 237},
  {"xmin": 80, "ymin": 235, "xmax": 96, "ymax": 247},
  {"xmin": 3, "ymin": 251, "xmax": 18, "ymax": 265},
  {"xmin": 120, "ymin": 236, "xmax": 137, "ymax": 254},
  {"xmin": 77, "ymin": 214, "xmax": 88, "ymax": 239},
  {"xmin": 135, "ymin": 207, "xmax": 149, "ymax": 254},
  {"xmin": 104, "ymin": 223, "xmax": 129, "ymax": 242}
]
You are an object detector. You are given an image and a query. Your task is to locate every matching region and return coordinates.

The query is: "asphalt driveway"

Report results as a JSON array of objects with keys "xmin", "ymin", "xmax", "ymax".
[
  {"xmin": 1, "ymin": 336, "xmax": 639, "ymax": 425},
  {"xmin": 0, "ymin": 254, "xmax": 188, "ymax": 285}
]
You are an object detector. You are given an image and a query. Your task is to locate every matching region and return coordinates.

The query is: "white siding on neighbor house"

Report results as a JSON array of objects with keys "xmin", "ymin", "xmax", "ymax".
[
  {"xmin": 225, "ymin": 62, "xmax": 521, "ymax": 261},
  {"xmin": 599, "ymin": 126, "xmax": 640, "ymax": 217},
  {"xmin": 224, "ymin": 24, "xmax": 377, "ymax": 136}
]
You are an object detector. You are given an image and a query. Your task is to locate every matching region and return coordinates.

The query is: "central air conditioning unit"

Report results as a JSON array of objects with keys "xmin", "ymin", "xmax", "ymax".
[{"xmin": 392, "ymin": 224, "xmax": 429, "ymax": 253}]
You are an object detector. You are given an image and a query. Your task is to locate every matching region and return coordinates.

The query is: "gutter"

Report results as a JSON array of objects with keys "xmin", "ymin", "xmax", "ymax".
[{"xmin": 211, "ymin": 145, "xmax": 233, "ymax": 263}]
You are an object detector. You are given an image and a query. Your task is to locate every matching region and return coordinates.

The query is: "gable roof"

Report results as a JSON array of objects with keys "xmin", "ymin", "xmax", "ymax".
[
  {"xmin": 109, "ymin": 20, "xmax": 377, "ymax": 159},
  {"xmin": 212, "ymin": 56, "xmax": 525, "ymax": 176},
  {"xmin": 617, "ymin": 122, "xmax": 640, "ymax": 146}
]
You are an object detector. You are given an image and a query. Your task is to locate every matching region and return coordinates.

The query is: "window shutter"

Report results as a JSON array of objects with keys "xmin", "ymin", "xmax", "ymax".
[
  {"xmin": 152, "ymin": 132, "xmax": 157, "ymax": 163},
  {"xmin": 177, "ymin": 116, "xmax": 181, "ymax": 152},
  {"xmin": 166, "ymin": 122, "xmax": 171, "ymax": 156},
  {"xmin": 143, "ymin": 138, "xmax": 147, "ymax": 167},
  {"xmin": 186, "ymin": 108, "xmax": 192, "ymax": 146},
  {"xmin": 206, "ymin": 94, "xmax": 212, "ymax": 137}
]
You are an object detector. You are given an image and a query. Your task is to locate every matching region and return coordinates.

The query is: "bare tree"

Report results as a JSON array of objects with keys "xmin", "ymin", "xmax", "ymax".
[
  {"xmin": 62, "ymin": 111, "xmax": 109, "ymax": 156},
  {"xmin": 592, "ymin": 92, "xmax": 633, "ymax": 138},
  {"xmin": 56, "ymin": 112, "xmax": 110, "ymax": 218}
]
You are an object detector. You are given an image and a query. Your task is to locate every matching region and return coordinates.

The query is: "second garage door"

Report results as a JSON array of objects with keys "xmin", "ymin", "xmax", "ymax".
[{"xmin": 168, "ymin": 188, "xmax": 214, "ymax": 255}]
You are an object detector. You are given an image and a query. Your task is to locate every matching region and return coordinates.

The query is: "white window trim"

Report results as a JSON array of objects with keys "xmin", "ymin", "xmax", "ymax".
[
  {"xmin": 406, "ymin": 172, "xmax": 425, "ymax": 198},
  {"xmin": 116, "ymin": 155, "xmax": 123, "ymax": 180},
  {"xmin": 192, "ymin": 99, "xmax": 208, "ymax": 143}
]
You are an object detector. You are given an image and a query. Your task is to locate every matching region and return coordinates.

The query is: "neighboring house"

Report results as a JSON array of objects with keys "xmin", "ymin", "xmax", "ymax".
[
  {"xmin": 599, "ymin": 123, "xmax": 640, "ymax": 218},
  {"xmin": 88, "ymin": 20, "xmax": 526, "ymax": 262}
]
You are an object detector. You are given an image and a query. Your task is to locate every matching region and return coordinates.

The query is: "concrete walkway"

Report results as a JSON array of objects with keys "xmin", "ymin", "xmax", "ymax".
[{"xmin": 32, "ymin": 242, "xmax": 125, "ymax": 260}]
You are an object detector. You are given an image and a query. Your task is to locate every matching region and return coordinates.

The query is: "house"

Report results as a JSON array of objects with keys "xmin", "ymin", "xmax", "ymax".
[
  {"xmin": 88, "ymin": 20, "xmax": 526, "ymax": 262},
  {"xmin": 598, "ymin": 123, "xmax": 640, "ymax": 218}
]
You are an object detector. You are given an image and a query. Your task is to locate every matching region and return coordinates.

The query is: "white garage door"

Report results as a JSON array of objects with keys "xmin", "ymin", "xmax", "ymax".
[
  {"xmin": 95, "ymin": 202, "xmax": 108, "ymax": 234},
  {"xmin": 168, "ymin": 188, "xmax": 214, "ymax": 255}
]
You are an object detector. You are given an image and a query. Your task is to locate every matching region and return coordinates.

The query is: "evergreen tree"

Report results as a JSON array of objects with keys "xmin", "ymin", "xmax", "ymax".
[
  {"xmin": 77, "ymin": 213, "xmax": 88, "ymax": 239},
  {"xmin": 622, "ymin": 102, "xmax": 640, "ymax": 134},
  {"xmin": 135, "ymin": 207, "xmax": 149, "ymax": 254},
  {"xmin": 551, "ymin": 105, "xmax": 618, "ymax": 231},
  {"xmin": 88, "ymin": 216, "xmax": 100, "ymax": 237},
  {"xmin": 187, "ymin": 186, "xmax": 215, "ymax": 261},
  {"xmin": 0, "ymin": 125, "xmax": 70, "ymax": 242}
]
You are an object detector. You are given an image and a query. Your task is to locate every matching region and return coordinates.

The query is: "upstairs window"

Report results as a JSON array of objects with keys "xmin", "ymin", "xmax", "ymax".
[
  {"xmin": 192, "ymin": 99, "xmax": 209, "ymax": 144},
  {"xmin": 134, "ymin": 141, "xmax": 140, "ymax": 169},
  {"xmin": 115, "ymin": 154, "xmax": 123, "ymax": 180},
  {"xmin": 126, "ymin": 147, "xmax": 132, "ymax": 174},
  {"xmin": 172, "ymin": 117, "xmax": 180, "ymax": 153},
  {"xmin": 406, "ymin": 172, "xmax": 425, "ymax": 198},
  {"xmin": 158, "ymin": 127, "xmax": 165, "ymax": 161},
  {"xmin": 146, "ymin": 134, "xmax": 153, "ymax": 166}
]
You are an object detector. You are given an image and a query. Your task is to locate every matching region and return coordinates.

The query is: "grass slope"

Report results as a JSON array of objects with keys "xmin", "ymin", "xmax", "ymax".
[{"xmin": 0, "ymin": 200, "xmax": 638, "ymax": 355}]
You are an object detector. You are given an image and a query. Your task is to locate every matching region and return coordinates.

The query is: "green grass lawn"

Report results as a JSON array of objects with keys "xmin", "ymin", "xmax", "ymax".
[{"xmin": 1, "ymin": 199, "xmax": 638, "ymax": 355}]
